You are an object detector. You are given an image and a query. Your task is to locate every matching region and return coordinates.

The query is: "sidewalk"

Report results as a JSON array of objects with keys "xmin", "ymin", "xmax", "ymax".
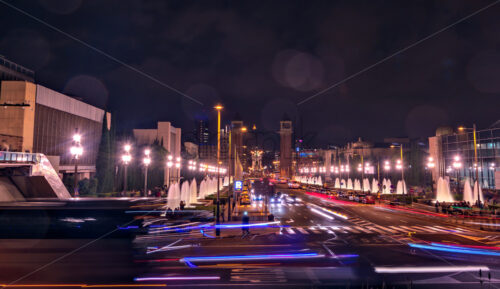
[{"xmin": 400, "ymin": 202, "xmax": 500, "ymax": 232}]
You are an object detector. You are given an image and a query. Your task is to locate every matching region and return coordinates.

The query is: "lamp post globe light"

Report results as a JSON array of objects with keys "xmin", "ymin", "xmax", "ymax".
[
  {"xmin": 390, "ymin": 144, "xmax": 406, "ymax": 196},
  {"xmin": 121, "ymin": 144, "xmax": 132, "ymax": 193},
  {"xmin": 214, "ymin": 104, "xmax": 223, "ymax": 237},
  {"xmin": 70, "ymin": 130, "xmax": 83, "ymax": 197},
  {"xmin": 143, "ymin": 148, "xmax": 151, "ymax": 197},
  {"xmin": 166, "ymin": 155, "xmax": 173, "ymax": 186}
]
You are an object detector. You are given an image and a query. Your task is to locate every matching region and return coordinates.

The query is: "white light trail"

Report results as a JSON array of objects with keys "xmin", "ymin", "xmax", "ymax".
[
  {"xmin": 310, "ymin": 208, "xmax": 334, "ymax": 220},
  {"xmin": 375, "ymin": 266, "xmax": 490, "ymax": 273}
]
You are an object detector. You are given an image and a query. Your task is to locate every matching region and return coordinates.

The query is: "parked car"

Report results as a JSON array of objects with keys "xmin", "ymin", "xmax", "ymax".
[{"xmin": 362, "ymin": 195, "xmax": 375, "ymax": 204}]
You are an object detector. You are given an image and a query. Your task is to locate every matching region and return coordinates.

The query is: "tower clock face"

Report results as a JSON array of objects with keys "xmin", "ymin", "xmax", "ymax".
[{"xmin": 282, "ymin": 122, "xmax": 291, "ymax": 129}]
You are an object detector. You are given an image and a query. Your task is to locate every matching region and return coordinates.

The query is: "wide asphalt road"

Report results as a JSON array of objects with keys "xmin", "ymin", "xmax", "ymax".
[{"xmin": 1, "ymin": 188, "xmax": 500, "ymax": 288}]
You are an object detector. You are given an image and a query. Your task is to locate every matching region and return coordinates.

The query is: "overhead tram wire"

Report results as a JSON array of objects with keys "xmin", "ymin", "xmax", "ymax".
[
  {"xmin": 297, "ymin": 0, "xmax": 500, "ymax": 106},
  {"xmin": 0, "ymin": 0, "xmax": 203, "ymax": 106}
]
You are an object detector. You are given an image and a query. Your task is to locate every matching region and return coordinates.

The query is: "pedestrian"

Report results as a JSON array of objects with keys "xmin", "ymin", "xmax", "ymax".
[
  {"xmin": 242, "ymin": 211, "xmax": 250, "ymax": 238},
  {"xmin": 180, "ymin": 200, "xmax": 185, "ymax": 210},
  {"xmin": 435, "ymin": 201, "xmax": 439, "ymax": 213}
]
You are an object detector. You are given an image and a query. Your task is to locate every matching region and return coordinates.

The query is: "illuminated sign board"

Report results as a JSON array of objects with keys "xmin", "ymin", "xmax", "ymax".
[{"xmin": 234, "ymin": 180, "xmax": 243, "ymax": 191}]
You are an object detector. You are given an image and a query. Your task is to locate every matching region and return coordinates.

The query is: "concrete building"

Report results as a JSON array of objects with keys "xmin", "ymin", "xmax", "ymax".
[
  {"xmin": 279, "ymin": 118, "xmax": 293, "ymax": 178},
  {"xmin": 133, "ymin": 121, "xmax": 181, "ymax": 185},
  {"xmin": 0, "ymin": 56, "xmax": 35, "ymax": 83},
  {"xmin": 428, "ymin": 125, "xmax": 500, "ymax": 190},
  {"xmin": 0, "ymin": 80, "xmax": 109, "ymax": 178}
]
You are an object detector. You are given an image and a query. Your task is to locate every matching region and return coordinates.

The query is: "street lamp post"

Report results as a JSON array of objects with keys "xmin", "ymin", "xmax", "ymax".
[
  {"xmin": 426, "ymin": 156, "xmax": 435, "ymax": 189},
  {"xmin": 391, "ymin": 144, "xmax": 408, "ymax": 203},
  {"xmin": 122, "ymin": 144, "xmax": 132, "ymax": 193},
  {"xmin": 175, "ymin": 157, "xmax": 181, "ymax": 183},
  {"xmin": 166, "ymin": 155, "xmax": 173, "ymax": 187},
  {"xmin": 70, "ymin": 131, "xmax": 83, "ymax": 197},
  {"xmin": 215, "ymin": 104, "xmax": 223, "ymax": 237},
  {"xmin": 391, "ymin": 145, "xmax": 405, "ymax": 188},
  {"xmin": 143, "ymin": 148, "xmax": 151, "ymax": 197},
  {"xmin": 458, "ymin": 124, "xmax": 480, "ymax": 205},
  {"xmin": 452, "ymin": 155, "xmax": 462, "ymax": 194}
]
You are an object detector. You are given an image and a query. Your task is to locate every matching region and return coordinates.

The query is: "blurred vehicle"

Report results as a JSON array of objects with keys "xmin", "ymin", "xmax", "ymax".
[
  {"xmin": 288, "ymin": 182, "xmax": 300, "ymax": 189},
  {"xmin": 270, "ymin": 193, "xmax": 283, "ymax": 204},
  {"xmin": 240, "ymin": 192, "xmax": 251, "ymax": 205},
  {"xmin": 389, "ymin": 200, "xmax": 401, "ymax": 206},
  {"xmin": 348, "ymin": 195, "xmax": 354, "ymax": 201},
  {"xmin": 286, "ymin": 194, "xmax": 297, "ymax": 203},
  {"xmin": 362, "ymin": 195, "xmax": 375, "ymax": 204},
  {"xmin": 252, "ymin": 194, "xmax": 263, "ymax": 201}
]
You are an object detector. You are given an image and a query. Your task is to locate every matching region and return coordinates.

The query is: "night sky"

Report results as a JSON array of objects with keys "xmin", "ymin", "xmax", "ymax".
[{"xmin": 1, "ymin": 0, "xmax": 499, "ymax": 146}]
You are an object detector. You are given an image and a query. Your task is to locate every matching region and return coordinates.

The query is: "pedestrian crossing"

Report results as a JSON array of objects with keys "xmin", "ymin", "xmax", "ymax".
[{"xmin": 280, "ymin": 225, "xmax": 467, "ymax": 236}]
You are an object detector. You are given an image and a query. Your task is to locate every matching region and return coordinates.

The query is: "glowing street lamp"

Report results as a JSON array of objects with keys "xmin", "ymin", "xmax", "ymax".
[
  {"xmin": 143, "ymin": 148, "xmax": 151, "ymax": 196},
  {"xmin": 214, "ymin": 104, "xmax": 223, "ymax": 237},
  {"xmin": 426, "ymin": 157, "xmax": 435, "ymax": 169},
  {"xmin": 451, "ymin": 155, "xmax": 462, "ymax": 192},
  {"xmin": 391, "ymin": 143, "xmax": 407, "ymax": 198},
  {"xmin": 70, "ymin": 130, "xmax": 83, "ymax": 197},
  {"xmin": 459, "ymin": 124, "xmax": 480, "ymax": 205},
  {"xmin": 121, "ymin": 144, "xmax": 132, "ymax": 193},
  {"xmin": 452, "ymin": 155, "xmax": 462, "ymax": 169}
]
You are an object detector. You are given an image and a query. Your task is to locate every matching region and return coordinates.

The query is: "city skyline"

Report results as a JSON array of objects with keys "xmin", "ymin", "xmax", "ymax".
[{"xmin": 0, "ymin": 1, "xmax": 499, "ymax": 146}]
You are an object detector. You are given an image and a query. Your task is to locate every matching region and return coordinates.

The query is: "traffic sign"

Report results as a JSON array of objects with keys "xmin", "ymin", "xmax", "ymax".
[{"xmin": 234, "ymin": 180, "xmax": 243, "ymax": 191}]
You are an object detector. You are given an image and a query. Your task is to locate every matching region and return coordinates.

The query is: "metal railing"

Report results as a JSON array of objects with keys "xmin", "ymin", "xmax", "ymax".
[{"xmin": 0, "ymin": 151, "xmax": 41, "ymax": 164}]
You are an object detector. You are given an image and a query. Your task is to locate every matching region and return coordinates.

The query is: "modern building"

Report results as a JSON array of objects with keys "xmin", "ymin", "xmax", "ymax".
[
  {"xmin": 0, "ymin": 80, "xmax": 109, "ymax": 178},
  {"xmin": 428, "ymin": 125, "xmax": 499, "ymax": 190},
  {"xmin": 133, "ymin": 121, "xmax": 181, "ymax": 185},
  {"xmin": 195, "ymin": 118, "xmax": 210, "ymax": 145},
  {"xmin": 0, "ymin": 56, "xmax": 35, "ymax": 83},
  {"xmin": 198, "ymin": 125, "xmax": 230, "ymax": 163},
  {"xmin": 279, "ymin": 118, "xmax": 293, "ymax": 178}
]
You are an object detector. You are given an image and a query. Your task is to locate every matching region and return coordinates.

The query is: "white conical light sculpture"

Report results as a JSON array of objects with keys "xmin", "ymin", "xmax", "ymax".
[
  {"xmin": 167, "ymin": 182, "xmax": 181, "ymax": 210},
  {"xmin": 463, "ymin": 178, "xmax": 473, "ymax": 204},
  {"xmin": 372, "ymin": 179, "xmax": 379, "ymax": 193},
  {"xmin": 180, "ymin": 181, "xmax": 190, "ymax": 206},
  {"xmin": 435, "ymin": 177, "xmax": 454, "ymax": 202},
  {"xmin": 334, "ymin": 178, "xmax": 340, "ymax": 189},
  {"xmin": 363, "ymin": 178, "xmax": 371, "ymax": 192},
  {"xmin": 198, "ymin": 179, "xmax": 205, "ymax": 200},
  {"xmin": 473, "ymin": 180, "xmax": 484, "ymax": 204},
  {"xmin": 396, "ymin": 180, "xmax": 407, "ymax": 195},
  {"xmin": 354, "ymin": 179, "xmax": 361, "ymax": 191},
  {"xmin": 189, "ymin": 178, "xmax": 198, "ymax": 204},
  {"xmin": 347, "ymin": 178, "xmax": 353, "ymax": 190}
]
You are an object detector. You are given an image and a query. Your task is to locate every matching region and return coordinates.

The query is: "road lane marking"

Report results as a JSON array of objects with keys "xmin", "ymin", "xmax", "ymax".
[
  {"xmin": 354, "ymin": 226, "xmax": 372, "ymax": 233},
  {"xmin": 373, "ymin": 225, "xmax": 398, "ymax": 234},
  {"xmin": 388, "ymin": 226, "xmax": 409, "ymax": 233},
  {"xmin": 411, "ymin": 226, "xmax": 437, "ymax": 233},
  {"xmin": 285, "ymin": 227, "xmax": 296, "ymax": 234},
  {"xmin": 329, "ymin": 226, "xmax": 348, "ymax": 233},
  {"xmin": 342, "ymin": 226, "xmax": 361, "ymax": 233},
  {"xmin": 308, "ymin": 226, "xmax": 322, "ymax": 234},
  {"xmin": 319, "ymin": 226, "xmax": 335, "ymax": 234},
  {"xmin": 366, "ymin": 226, "xmax": 387, "ymax": 234},
  {"xmin": 296, "ymin": 227, "xmax": 309, "ymax": 234}
]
